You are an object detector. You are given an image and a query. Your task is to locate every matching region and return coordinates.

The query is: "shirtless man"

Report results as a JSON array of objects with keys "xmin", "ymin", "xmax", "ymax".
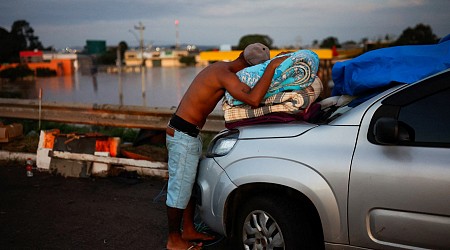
[{"xmin": 165, "ymin": 43, "xmax": 287, "ymax": 250}]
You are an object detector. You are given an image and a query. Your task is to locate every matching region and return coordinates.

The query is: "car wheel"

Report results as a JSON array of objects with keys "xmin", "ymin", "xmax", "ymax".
[{"xmin": 233, "ymin": 194, "xmax": 320, "ymax": 250}]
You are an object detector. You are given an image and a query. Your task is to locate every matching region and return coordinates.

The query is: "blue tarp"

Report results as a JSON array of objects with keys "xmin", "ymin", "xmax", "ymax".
[{"xmin": 331, "ymin": 34, "xmax": 450, "ymax": 96}]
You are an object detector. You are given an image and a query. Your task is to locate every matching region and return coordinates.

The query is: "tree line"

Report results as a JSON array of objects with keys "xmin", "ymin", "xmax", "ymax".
[
  {"xmin": 239, "ymin": 23, "xmax": 440, "ymax": 51},
  {"xmin": 0, "ymin": 19, "xmax": 442, "ymax": 64}
]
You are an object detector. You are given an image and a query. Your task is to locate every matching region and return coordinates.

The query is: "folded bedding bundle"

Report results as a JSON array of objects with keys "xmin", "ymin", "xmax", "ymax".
[
  {"xmin": 223, "ymin": 76, "xmax": 323, "ymax": 123},
  {"xmin": 225, "ymin": 49, "xmax": 320, "ymax": 107}
]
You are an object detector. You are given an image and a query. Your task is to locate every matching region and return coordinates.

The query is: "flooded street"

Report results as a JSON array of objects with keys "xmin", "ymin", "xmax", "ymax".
[{"xmin": 2, "ymin": 67, "xmax": 212, "ymax": 109}]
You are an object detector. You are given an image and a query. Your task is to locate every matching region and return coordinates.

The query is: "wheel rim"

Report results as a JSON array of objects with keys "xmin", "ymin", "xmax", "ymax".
[{"xmin": 242, "ymin": 209, "xmax": 285, "ymax": 250}]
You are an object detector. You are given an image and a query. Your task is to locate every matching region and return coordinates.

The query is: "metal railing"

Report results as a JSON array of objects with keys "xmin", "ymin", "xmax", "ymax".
[{"xmin": 0, "ymin": 98, "xmax": 225, "ymax": 132}]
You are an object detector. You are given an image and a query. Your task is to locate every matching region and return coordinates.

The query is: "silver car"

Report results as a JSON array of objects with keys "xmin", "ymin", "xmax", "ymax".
[{"xmin": 195, "ymin": 69, "xmax": 450, "ymax": 249}]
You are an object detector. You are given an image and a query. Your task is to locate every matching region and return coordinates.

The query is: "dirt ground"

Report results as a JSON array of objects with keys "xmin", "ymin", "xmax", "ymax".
[{"xmin": 0, "ymin": 161, "xmax": 231, "ymax": 250}]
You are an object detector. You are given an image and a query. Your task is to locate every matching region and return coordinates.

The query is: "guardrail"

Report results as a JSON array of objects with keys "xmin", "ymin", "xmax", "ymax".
[{"xmin": 0, "ymin": 98, "xmax": 225, "ymax": 133}]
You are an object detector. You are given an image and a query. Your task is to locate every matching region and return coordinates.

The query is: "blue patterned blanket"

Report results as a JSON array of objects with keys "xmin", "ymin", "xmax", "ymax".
[
  {"xmin": 225, "ymin": 50, "xmax": 319, "ymax": 106},
  {"xmin": 332, "ymin": 34, "xmax": 450, "ymax": 96},
  {"xmin": 223, "ymin": 76, "xmax": 323, "ymax": 122}
]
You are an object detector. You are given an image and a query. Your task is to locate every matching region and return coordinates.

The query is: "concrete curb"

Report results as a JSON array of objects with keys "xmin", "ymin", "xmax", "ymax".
[
  {"xmin": 0, "ymin": 150, "xmax": 167, "ymax": 179},
  {"xmin": 0, "ymin": 150, "xmax": 36, "ymax": 162}
]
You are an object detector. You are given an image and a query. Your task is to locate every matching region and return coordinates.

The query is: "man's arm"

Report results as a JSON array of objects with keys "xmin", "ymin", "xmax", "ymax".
[{"xmin": 224, "ymin": 56, "xmax": 287, "ymax": 108}]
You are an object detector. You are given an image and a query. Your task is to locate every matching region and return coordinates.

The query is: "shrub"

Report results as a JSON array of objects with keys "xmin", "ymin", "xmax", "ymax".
[
  {"xmin": 179, "ymin": 55, "xmax": 197, "ymax": 66},
  {"xmin": 0, "ymin": 65, "xmax": 34, "ymax": 81},
  {"xmin": 36, "ymin": 67, "xmax": 57, "ymax": 77}
]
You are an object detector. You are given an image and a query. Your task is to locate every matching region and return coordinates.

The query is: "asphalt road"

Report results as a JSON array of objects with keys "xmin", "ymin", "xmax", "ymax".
[{"xmin": 0, "ymin": 162, "xmax": 230, "ymax": 249}]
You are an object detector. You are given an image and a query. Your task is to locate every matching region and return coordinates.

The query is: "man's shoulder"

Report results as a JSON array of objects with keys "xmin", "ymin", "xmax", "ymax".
[
  {"xmin": 208, "ymin": 61, "xmax": 230, "ymax": 70},
  {"xmin": 204, "ymin": 62, "xmax": 235, "ymax": 76}
]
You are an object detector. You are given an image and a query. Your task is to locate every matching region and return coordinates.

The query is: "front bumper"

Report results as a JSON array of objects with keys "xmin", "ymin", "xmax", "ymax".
[{"xmin": 195, "ymin": 157, "xmax": 236, "ymax": 235}]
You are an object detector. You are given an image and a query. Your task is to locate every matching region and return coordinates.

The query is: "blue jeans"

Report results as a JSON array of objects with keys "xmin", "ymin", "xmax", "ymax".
[{"xmin": 166, "ymin": 129, "xmax": 202, "ymax": 209}]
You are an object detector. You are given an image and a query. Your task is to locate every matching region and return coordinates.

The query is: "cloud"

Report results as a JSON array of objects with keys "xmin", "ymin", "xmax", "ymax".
[{"xmin": 1, "ymin": 0, "xmax": 449, "ymax": 49}]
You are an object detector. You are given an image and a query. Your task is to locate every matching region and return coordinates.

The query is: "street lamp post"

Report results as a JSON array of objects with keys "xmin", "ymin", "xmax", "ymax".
[
  {"xmin": 134, "ymin": 21, "xmax": 145, "ymax": 66},
  {"xmin": 134, "ymin": 21, "xmax": 146, "ymax": 106}
]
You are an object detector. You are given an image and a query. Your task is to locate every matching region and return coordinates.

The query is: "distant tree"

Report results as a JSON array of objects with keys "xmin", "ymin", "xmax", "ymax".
[
  {"xmin": 36, "ymin": 67, "xmax": 57, "ymax": 77},
  {"xmin": 311, "ymin": 40, "xmax": 319, "ymax": 48},
  {"xmin": 0, "ymin": 20, "xmax": 45, "ymax": 63},
  {"xmin": 237, "ymin": 34, "xmax": 274, "ymax": 49},
  {"xmin": 11, "ymin": 20, "xmax": 44, "ymax": 50},
  {"xmin": 97, "ymin": 47, "xmax": 117, "ymax": 65},
  {"xmin": 118, "ymin": 41, "xmax": 128, "ymax": 64},
  {"xmin": 96, "ymin": 42, "xmax": 130, "ymax": 65},
  {"xmin": 0, "ymin": 64, "xmax": 34, "ymax": 81},
  {"xmin": 393, "ymin": 23, "xmax": 438, "ymax": 46},
  {"xmin": 179, "ymin": 55, "xmax": 197, "ymax": 66},
  {"xmin": 320, "ymin": 36, "xmax": 341, "ymax": 48},
  {"xmin": 0, "ymin": 27, "xmax": 16, "ymax": 63}
]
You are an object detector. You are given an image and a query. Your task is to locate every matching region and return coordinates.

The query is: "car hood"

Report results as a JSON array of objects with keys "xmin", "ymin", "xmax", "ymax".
[{"xmin": 237, "ymin": 121, "xmax": 318, "ymax": 139}]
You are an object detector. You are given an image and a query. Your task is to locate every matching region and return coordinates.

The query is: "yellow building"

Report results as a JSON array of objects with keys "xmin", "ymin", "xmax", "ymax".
[
  {"xmin": 124, "ymin": 49, "xmax": 333, "ymax": 68},
  {"xmin": 198, "ymin": 49, "xmax": 333, "ymax": 63}
]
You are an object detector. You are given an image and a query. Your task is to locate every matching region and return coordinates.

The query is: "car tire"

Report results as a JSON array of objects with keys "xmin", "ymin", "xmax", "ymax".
[{"xmin": 232, "ymin": 194, "xmax": 321, "ymax": 250}]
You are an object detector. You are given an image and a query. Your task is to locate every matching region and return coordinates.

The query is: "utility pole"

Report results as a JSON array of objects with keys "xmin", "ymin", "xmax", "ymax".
[
  {"xmin": 134, "ymin": 21, "xmax": 145, "ymax": 66},
  {"xmin": 134, "ymin": 21, "xmax": 146, "ymax": 106},
  {"xmin": 175, "ymin": 19, "xmax": 179, "ymax": 50}
]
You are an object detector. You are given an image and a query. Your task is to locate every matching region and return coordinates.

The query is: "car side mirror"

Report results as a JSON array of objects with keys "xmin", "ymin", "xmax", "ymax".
[{"xmin": 373, "ymin": 117, "xmax": 415, "ymax": 145}]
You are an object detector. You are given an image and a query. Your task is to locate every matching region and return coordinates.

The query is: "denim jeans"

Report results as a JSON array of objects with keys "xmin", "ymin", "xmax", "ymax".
[{"xmin": 166, "ymin": 129, "xmax": 202, "ymax": 209}]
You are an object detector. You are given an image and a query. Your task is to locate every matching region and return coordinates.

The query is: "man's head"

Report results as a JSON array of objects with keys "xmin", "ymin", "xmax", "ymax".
[{"xmin": 243, "ymin": 43, "xmax": 270, "ymax": 65}]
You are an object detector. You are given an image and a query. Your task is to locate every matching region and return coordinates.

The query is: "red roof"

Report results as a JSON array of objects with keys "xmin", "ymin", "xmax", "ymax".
[{"xmin": 19, "ymin": 51, "xmax": 43, "ymax": 57}]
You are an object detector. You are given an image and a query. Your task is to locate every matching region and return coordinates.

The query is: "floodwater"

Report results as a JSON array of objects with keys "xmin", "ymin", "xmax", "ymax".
[{"xmin": 2, "ymin": 66, "xmax": 213, "ymax": 109}]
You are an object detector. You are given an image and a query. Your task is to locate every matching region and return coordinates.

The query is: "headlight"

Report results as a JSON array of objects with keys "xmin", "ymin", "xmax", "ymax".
[{"xmin": 206, "ymin": 129, "xmax": 239, "ymax": 157}]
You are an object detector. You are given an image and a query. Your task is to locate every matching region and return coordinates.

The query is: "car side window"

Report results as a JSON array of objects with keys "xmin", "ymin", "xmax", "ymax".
[{"xmin": 398, "ymin": 88, "xmax": 450, "ymax": 144}]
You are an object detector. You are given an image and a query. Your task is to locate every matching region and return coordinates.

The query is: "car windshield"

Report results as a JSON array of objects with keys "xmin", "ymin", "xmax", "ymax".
[{"xmin": 319, "ymin": 81, "xmax": 406, "ymax": 124}]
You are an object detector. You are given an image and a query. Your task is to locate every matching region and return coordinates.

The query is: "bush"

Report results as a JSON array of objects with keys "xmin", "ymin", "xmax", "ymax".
[
  {"xmin": 179, "ymin": 55, "xmax": 197, "ymax": 66},
  {"xmin": 36, "ymin": 67, "xmax": 57, "ymax": 77},
  {"xmin": 0, "ymin": 65, "xmax": 34, "ymax": 81},
  {"xmin": 2, "ymin": 119, "xmax": 141, "ymax": 145}
]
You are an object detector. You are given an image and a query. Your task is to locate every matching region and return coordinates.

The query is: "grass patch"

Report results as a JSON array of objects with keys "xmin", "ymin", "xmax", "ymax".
[{"xmin": 0, "ymin": 119, "xmax": 219, "ymax": 156}]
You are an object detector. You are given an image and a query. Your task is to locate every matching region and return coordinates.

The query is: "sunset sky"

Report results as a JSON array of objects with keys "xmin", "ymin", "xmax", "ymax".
[{"xmin": 1, "ymin": 0, "xmax": 449, "ymax": 49}]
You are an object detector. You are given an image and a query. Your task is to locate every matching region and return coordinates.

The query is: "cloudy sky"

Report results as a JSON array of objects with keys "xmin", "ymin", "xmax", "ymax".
[{"xmin": 1, "ymin": 0, "xmax": 449, "ymax": 50}]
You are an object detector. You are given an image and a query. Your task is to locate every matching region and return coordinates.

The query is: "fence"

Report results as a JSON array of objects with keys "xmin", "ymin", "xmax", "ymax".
[{"xmin": 0, "ymin": 98, "xmax": 225, "ymax": 132}]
